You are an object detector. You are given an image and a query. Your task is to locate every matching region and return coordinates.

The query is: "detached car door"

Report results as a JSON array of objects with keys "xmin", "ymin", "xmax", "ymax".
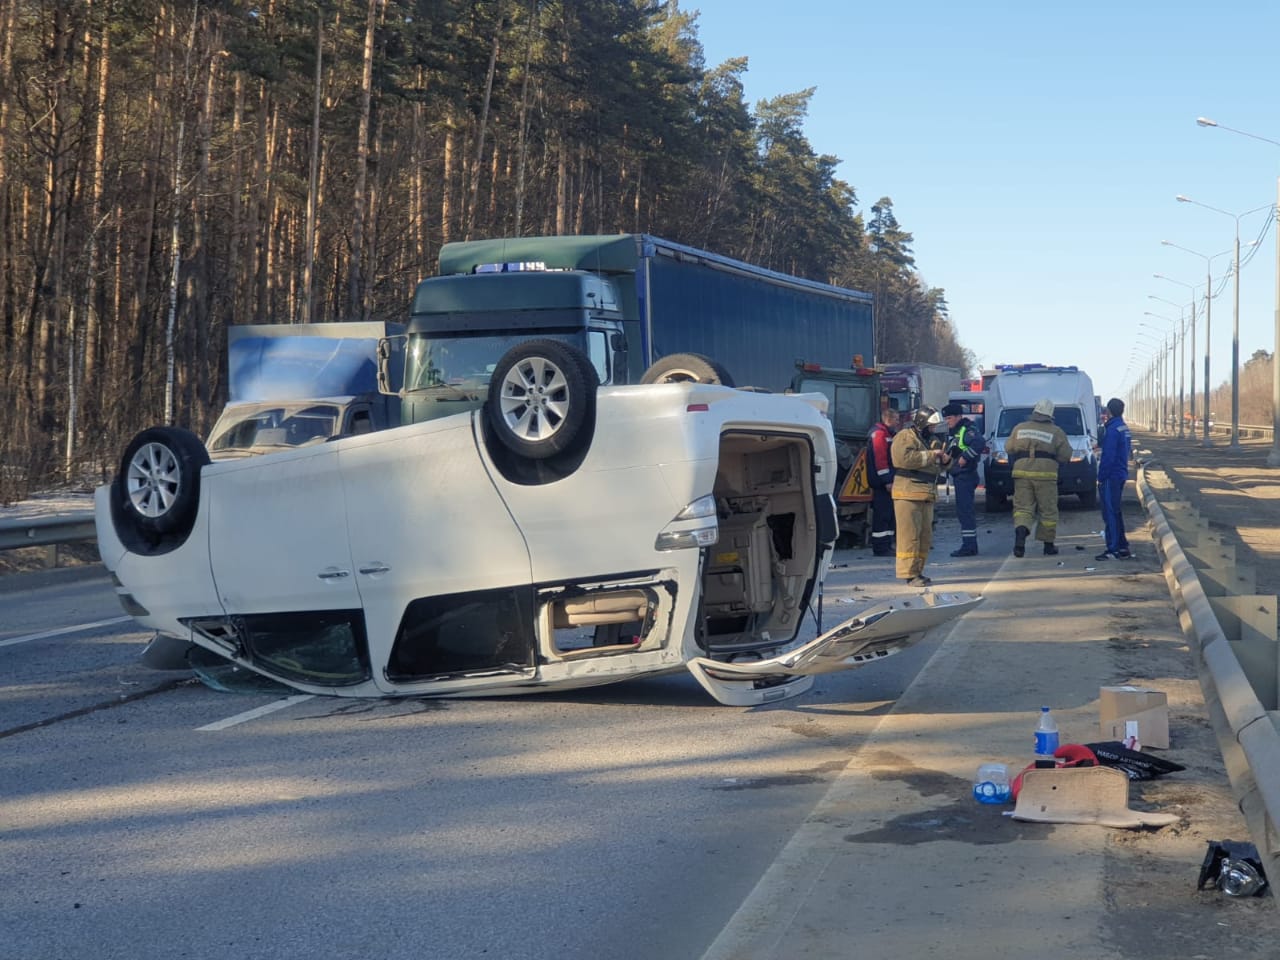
[
  {"xmin": 339, "ymin": 414, "xmax": 538, "ymax": 695},
  {"xmin": 686, "ymin": 591, "xmax": 984, "ymax": 706}
]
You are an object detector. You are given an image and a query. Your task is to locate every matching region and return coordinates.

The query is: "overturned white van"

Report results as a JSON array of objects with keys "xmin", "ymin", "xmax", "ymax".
[{"xmin": 97, "ymin": 341, "xmax": 981, "ymax": 706}]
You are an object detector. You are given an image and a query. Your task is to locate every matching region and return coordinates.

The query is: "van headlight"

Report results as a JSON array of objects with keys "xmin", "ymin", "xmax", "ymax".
[{"xmin": 654, "ymin": 494, "xmax": 719, "ymax": 551}]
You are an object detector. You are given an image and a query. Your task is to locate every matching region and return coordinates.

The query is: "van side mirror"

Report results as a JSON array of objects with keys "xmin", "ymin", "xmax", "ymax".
[
  {"xmin": 610, "ymin": 332, "xmax": 628, "ymax": 353},
  {"xmin": 376, "ymin": 335, "xmax": 406, "ymax": 395}
]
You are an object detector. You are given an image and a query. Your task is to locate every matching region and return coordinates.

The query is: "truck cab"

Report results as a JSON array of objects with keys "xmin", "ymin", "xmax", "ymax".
[{"xmin": 397, "ymin": 263, "xmax": 628, "ymax": 424}]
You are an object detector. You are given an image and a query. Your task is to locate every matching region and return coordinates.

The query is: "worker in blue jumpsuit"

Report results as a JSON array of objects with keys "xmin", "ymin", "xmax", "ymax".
[{"xmin": 1095, "ymin": 397, "xmax": 1132, "ymax": 560}]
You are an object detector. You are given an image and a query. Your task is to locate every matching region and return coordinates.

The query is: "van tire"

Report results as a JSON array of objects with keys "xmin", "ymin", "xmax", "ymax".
[
  {"xmin": 1078, "ymin": 489, "xmax": 1097, "ymax": 508},
  {"xmin": 115, "ymin": 426, "xmax": 210, "ymax": 539},
  {"xmin": 486, "ymin": 339, "xmax": 598, "ymax": 461},
  {"xmin": 640, "ymin": 353, "xmax": 736, "ymax": 387}
]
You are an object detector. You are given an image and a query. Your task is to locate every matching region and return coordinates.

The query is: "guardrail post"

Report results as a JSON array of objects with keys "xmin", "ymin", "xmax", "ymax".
[{"xmin": 42, "ymin": 544, "xmax": 58, "ymax": 568}]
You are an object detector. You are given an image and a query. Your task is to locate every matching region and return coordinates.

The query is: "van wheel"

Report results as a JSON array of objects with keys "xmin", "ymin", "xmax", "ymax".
[
  {"xmin": 486, "ymin": 339, "xmax": 598, "ymax": 461},
  {"xmin": 115, "ymin": 426, "xmax": 210, "ymax": 538},
  {"xmin": 640, "ymin": 353, "xmax": 736, "ymax": 387},
  {"xmin": 1078, "ymin": 489, "xmax": 1098, "ymax": 508}
]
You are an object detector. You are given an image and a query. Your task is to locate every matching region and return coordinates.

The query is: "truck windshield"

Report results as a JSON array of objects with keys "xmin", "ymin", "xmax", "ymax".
[
  {"xmin": 795, "ymin": 378, "xmax": 877, "ymax": 439},
  {"xmin": 884, "ymin": 390, "xmax": 911, "ymax": 414},
  {"xmin": 405, "ymin": 332, "xmax": 608, "ymax": 392},
  {"xmin": 996, "ymin": 407, "xmax": 1084, "ymax": 437},
  {"xmin": 208, "ymin": 403, "xmax": 341, "ymax": 451}
]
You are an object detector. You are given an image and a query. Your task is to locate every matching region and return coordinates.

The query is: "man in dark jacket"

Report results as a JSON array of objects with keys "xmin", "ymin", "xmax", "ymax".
[
  {"xmin": 866, "ymin": 400, "xmax": 899, "ymax": 556},
  {"xmin": 1095, "ymin": 397, "xmax": 1132, "ymax": 560},
  {"xmin": 942, "ymin": 402, "xmax": 987, "ymax": 556}
]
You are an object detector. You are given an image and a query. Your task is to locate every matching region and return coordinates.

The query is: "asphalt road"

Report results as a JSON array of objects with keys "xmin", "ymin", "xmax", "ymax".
[
  {"xmin": 1, "ymin": 537, "xmax": 952, "ymax": 960},
  {"xmin": 3, "ymin": 478, "xmax": 1274, "ymax": 959}
]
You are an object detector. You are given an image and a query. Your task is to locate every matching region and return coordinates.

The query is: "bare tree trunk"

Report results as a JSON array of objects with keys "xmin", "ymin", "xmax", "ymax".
[
  {"xmin": 555, "ymin": 140, "xmax": 567, "ymax": 235},
  {"xmin": 442, "ymin": 123, "xmax": 454, "ymax": 245},
  {"xmin": 465, "ymin": 0, "xmax": 504, "ymax": 240},
  {"xmin": 164, "ymin": 0, "xmax": 200, "ymax": 425},
  {"xmin": 348, "ymin": 0, "xmax": 379, "ymax": 321},
  {"xmin": 301, "ymin": 7, "xmax": 322, "ymax": 325},
  {"xmin": 512, "ymin": 0, "xmax": 537, "ymax": 237}
]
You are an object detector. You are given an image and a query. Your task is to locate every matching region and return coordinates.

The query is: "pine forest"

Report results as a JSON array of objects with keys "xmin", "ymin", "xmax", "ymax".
[{"xmin": 0, "ymin": 0, "xmax": 974, "ymax": 502}]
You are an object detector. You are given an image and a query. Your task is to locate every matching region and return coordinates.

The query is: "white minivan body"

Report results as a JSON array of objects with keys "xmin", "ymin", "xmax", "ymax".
[
  {"xmin": 982, "ymin": 365, "xmax": 1099, "ymax": 508},
  {"xmin": 97, "ymin": 380, "xmax": 981, "ymax": 707}
]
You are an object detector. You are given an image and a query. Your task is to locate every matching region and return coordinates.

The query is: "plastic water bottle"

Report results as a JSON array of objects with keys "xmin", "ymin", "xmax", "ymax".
[{"xmin": 1034, "ymin": 706, "xmax": 1059, "ymax": 759}]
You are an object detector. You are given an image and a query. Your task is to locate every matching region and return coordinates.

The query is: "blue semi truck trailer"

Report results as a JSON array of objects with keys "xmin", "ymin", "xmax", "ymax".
[{"xmin": 382, "ymin": 233, "xmax": 882, "ymax": 541}]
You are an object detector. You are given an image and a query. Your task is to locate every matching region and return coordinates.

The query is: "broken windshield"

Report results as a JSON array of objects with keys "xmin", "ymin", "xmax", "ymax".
[{"xmin": 208, "ymin": 403, "xmax": 341, "ymax": 451}]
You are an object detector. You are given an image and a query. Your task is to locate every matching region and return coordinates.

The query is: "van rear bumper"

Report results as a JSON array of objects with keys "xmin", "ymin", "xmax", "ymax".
[{"xmin": 984, "ymin": 458, "xmax": 1097, "ymax": 498}]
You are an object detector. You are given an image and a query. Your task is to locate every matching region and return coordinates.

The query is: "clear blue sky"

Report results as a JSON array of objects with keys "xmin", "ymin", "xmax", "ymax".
[{"xmin": 689, "ymin": 0, "xmax": 1280, "ymax": 411}]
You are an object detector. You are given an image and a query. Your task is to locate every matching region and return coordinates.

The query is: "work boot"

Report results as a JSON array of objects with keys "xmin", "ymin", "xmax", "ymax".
[
  {"xmin": 1013, "ymin": 525, "xmax": 1029, "ymax": 558},
  {"xmin": 1043, "ymin": 542, "xmax": 1059, "ymax": 556},
  {"xmin": 950, "ymin": 541, "xmax": 978, "ymax": 557}
]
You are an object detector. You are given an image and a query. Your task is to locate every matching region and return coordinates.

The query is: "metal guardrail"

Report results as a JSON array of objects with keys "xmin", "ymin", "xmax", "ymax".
[
  {"xmin": 1147, "ymin": 422, "xmax": 1274, "ymax": 440},
  {"xmin": 0, "ymin": 511, "xmax": 96, "ymax": 552},
  {"xmin": 1138, "ymin": 465, "xmax": 1280, "ymax": 888}
]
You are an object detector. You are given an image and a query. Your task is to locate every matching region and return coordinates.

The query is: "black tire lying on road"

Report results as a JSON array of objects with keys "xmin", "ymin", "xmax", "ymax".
[
  {"xmin": 114, "ymin": 426, "xmax": 210, "ymax": 540},
  {"xmin": 639, "ymin": 352, "xmax": 736, "ymax": 387},
  {"xmin": 486, "ymin": 339, "xmax": 599, "ymax": 461}
]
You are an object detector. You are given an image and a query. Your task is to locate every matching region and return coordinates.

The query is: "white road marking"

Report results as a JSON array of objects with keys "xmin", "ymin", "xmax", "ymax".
[
  {"xmin": 197, "ymin": 695, "xmax": 315, "ymax": 731},
  {"xmin": 0, "ymin": 616, "xmax": 132, "ymax": 648}
]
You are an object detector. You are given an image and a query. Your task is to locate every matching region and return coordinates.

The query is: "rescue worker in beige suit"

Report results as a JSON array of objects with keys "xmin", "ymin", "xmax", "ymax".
[
  {"xmin": 890, "ymin": 406, "xmax": 951, "ymax": 586},
  {"xmin": 1005, "ymin": 398, "xmax": 1072, "ymax": 557}
]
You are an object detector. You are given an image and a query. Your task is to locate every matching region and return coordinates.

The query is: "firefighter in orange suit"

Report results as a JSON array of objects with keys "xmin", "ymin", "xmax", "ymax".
[
  {"xmin": 1005, "ymin": 397, "xmax": 1072, "ymax": 557},
  {"xmin": 890, "ymin": 406, "xmax": 951, "ymax": 587}
]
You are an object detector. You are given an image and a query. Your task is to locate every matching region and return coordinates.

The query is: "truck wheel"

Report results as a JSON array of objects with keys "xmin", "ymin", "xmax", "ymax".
[
  {"xmin": 640, "ymin": 353, "xmax": 736, "ymax": 387},
  {"xmin": 486, "ymin": 339, "xmax": 598, "ymax": 461},
  {"xmin": 115, "ymin": 426, "xmax": 210, "ymax": 538}
]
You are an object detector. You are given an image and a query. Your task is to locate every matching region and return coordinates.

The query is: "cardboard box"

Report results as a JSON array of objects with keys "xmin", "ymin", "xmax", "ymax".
[{"xmin": 1099, "ymin": 686, "xmax": 1169, "ymax": 749}]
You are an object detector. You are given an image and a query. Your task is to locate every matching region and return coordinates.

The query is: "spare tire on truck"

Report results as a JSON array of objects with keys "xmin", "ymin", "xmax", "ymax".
[
  {"xmin": 639, "ymin": 353, "xmax": 736, "ymax": 387},
  {"xmin": 486, "ymin": 339, "xmax": 599, "ymax": 461},
  {"xmin": 114, "ymin": 426, "xmax": 210, "ymax": 541}
]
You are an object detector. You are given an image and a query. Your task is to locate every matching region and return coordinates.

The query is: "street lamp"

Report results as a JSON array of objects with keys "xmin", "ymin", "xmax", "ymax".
[
  {"xmin": 1197, "ymin": 116, "xmax": 1280, "ymax": 464},
  {"xmin": 1155, "ymin": 273, "xmax": 1202, "ymax": 431},
  {"xmin": 1141, "ymin": 332, "xmax": 1172, "ymax": 435},
  {"xmin": 1149, "ymin": 295, "xmax": 1187, "ymax": 436},
  {"xmin": 1141, "ymin": 320, "xmax": 1174, "ymax": 432},
  {"xmin": 1175, "ymin": 195, "xmax": 1271, "ymax": 448},
  {"xmin": 1161, "ymin": 241, "xmax": 1233, "ymax": 444},
  {"xmin": 1143, "ymin": 314, "xmax": 1176, "ymax": 432}
]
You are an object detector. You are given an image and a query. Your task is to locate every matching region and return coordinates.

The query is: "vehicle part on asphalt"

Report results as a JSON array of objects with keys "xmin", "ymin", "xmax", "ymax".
[
  {"xmin": 639, "ymin": 352, "xmax": 736, "ymax": 387},
  {"xmin": 486, "ymin": 338, "xmax": 598, "ymax": 460},
  {"xmin": 1011, "ymin": 765, "xmax": 1179, "ymax": 828},
  {"xmin": 1197, "ymin": 840, "xmax": 1270, "ymax": 897}
]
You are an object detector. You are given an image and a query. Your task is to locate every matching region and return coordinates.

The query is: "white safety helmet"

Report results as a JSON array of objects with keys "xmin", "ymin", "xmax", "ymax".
[{"xmin": 1033, "ymin": 398, "xmax": 1056, "ymax": 418}]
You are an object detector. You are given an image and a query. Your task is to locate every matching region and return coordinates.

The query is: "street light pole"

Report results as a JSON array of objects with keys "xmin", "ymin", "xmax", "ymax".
[
  {"xmin": 1135, "ymin": 330, "xmax": 1164, "ymax": 431},
  {"xmin": 1161, "ymin": 241, "xmax": 1232, "ymax": 445},
  {"xmin": 1155, "ymin": 274, "xmax": 1200, "ymax": 434},
  {"xmin": 1174, "ymin": 196, "xmax": 1271, "ymax": 448},
  {"xmin": 1197, "ymin": 116, "xmax": 1280, "ymax": 464},
  {"xmin": 1149, "ymin": 296, "xmax": 1187, "ymax": 436},
  {"xmin": 1143, "ymin": 313, "xmax": 1177, "ymax": 432}
]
